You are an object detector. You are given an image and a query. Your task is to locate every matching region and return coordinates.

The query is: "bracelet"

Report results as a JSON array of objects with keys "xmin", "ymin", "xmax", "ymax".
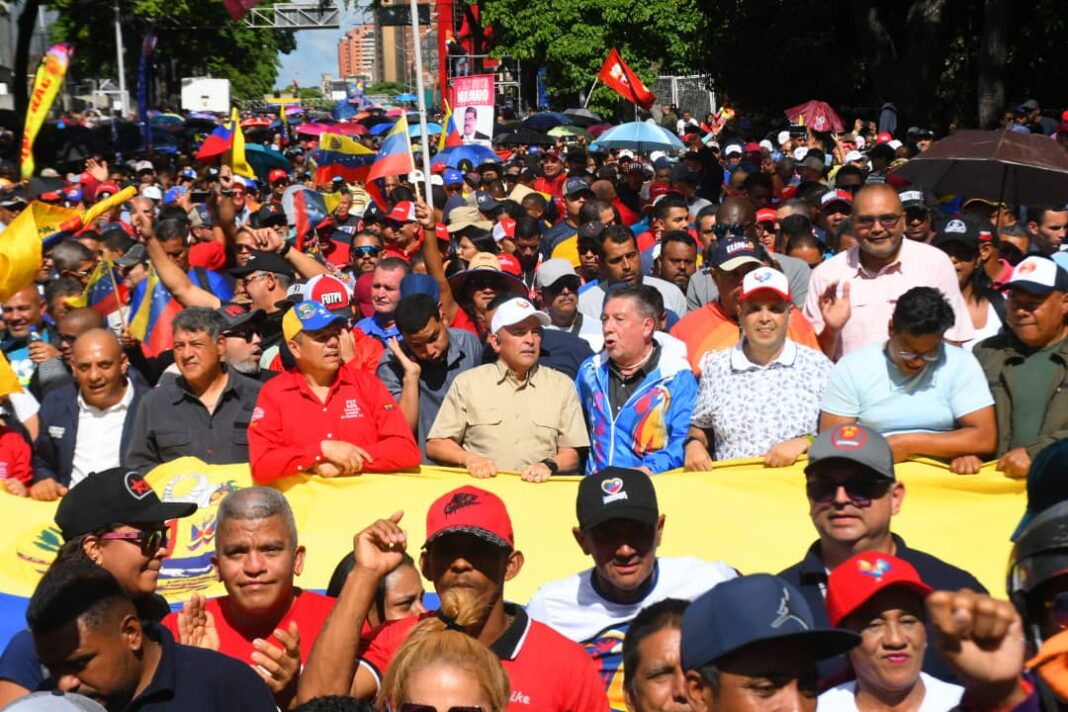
[
  {"xmin": 540, "ymin": 458, "xmax": 559, "ymax": 475},
  {"xmin": 278, "ymin": 242, "xmax": 291, "ymax": 258},
  {"xmin": 683, "ymin": 436, "xmax": 704, "ymax": 449}
]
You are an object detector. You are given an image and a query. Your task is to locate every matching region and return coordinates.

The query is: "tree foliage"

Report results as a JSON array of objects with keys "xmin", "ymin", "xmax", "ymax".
[
  {"xmin": 45, "ymin": 0, "xmax": 296, "ymax": 103},
  {"xmin": 480, "ymin": 0, "xmax": 701, "ymax": 114}
]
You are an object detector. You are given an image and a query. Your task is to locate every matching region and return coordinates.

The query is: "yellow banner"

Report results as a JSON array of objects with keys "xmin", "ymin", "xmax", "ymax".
[
  {"xmin": 0, "ymin": 458, "xmax": 1025, "ymax": 606},
  {"xmin": 20, "ymin": 44, "xmax": 73, "ymax": 180},
  {"xmin": 0, "ymin": 201, "xmax": 79, "ymax": 302},
  {"xmin": 81, "ymin": 185, "xmax": 137, "ymax": 228}
]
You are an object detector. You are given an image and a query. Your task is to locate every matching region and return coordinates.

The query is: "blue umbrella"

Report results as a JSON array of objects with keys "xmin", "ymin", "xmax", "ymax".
[
  {"xmin": 331, "ymin": 100, "xmax": 358, "ymax": 121},
  {"xmin": 395, "ymin": 93, "xmax": 418, "ymax": 103},
  {"xmin": 432, "ymin": 144, "xmax": 500, "ymax": 169},
  {"xmin": 245, "ymin": 143, "xmax": 292, "ymax": 183},
  {"xmin": 521, "ymin": 111, "xmax": 572, "ymax": 131},
  {"xmin": 370, "ymin": 121, "xmax": 396, "ymax": 136},
  {"xmin": 590, "ymin": 121, "xmax": 685, "ymax": 153},
  {"xmin": 410, "ymin": 122, "xmax": 442, "ymax": 137}
]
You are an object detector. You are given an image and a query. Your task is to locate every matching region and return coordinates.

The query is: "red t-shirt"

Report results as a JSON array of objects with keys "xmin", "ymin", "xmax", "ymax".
[
  {"xmin": 162, "ymin": 589, "xmax": 335, "ymax": 664},
  {"xmin": 449, "ymin": 307, "xmax": 481, "ymax": 338},
  {"xmin": 0, "ymin": 427, "xmax": 31, "ymax": 484},
  {"xmin": 360, "ymin": 606, "xmax": 609, "ymax": 712}
]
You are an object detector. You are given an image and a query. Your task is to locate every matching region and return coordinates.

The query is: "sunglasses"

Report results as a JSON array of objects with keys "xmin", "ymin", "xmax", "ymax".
[
  {"xmin": 396, "ymin": 706, "xmax": 483, "ymax": 712},
  {"xmin": 805, "ymin": 477, "xmax": 892, "ymax": 507},
  {"xmin": 223, "ymin": 329, "xmax": 257, "ymax": 342},
  {"xmin": 99, "ymin": 528, "xmax": 168, "ymax": 553},
  {"xmin": 468, "ymin": 276, "xmax": 501, "ymax": 291},
  {"xmin": 854, "ymin": 213, "xmax": 901, "ymax": 230},
  {"xmin": 1047, "ymin": 591, "xmax": 1068, "ymax": 629},
  {"xmin": 352, "ymin": 245, "xmax": 381, "ymax": 258}
]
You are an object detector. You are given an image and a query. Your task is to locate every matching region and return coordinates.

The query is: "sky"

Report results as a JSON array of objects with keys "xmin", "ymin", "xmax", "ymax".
[{"xmin": 274, "ymin": 6, "xmax": 367, "ymax": 90}]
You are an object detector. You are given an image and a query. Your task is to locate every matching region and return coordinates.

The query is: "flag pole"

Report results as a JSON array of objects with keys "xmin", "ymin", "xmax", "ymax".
[
  {"xmin": 582, "ymin": 79, "xmax": 599, "ymax": 109},
  {"xmin": 103, "ymin": 257, "xmax": 128, "ymax": 330},
  {"xmin": 409, "ymin": 0, "xmax": 434, "ymax": 202}
]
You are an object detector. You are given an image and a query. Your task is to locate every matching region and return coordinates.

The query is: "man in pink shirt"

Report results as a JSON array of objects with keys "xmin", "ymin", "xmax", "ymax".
[{"xmin": 803, "ymin": 184, "xmax": 974, "ymax": 360}]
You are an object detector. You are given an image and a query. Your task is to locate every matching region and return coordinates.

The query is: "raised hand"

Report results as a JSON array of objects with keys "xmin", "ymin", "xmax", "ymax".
[
  {"xmin": 176, "ymin": 593, "xmax": 220, "ymax": 650},
  {"xmin": 818, "ymin": 281, "xmax": 851, "ymax": 331},
  {"xmin": 251, "ymin": 621, "xmax": 301, "ymax": 702},
  {"xmin": 353, "ymin": 511, "xmax": 408, "ymax": 577}
]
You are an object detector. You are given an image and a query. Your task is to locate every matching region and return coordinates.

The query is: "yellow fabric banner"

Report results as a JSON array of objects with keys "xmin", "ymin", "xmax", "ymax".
[
  {"xmin": 0, "ymin": 458, "xmax": 1025, "ymax": 605},
  {"xmin": 19, "ymin": 44, "xmax": 73, "ymax": 180},
  {"xmin": 225, "ymin": 107, "xmax": 256, "ymax": 179},
  {"xmin": 0, "ymin": 201, "xmax": 79, "ymax": 303}
]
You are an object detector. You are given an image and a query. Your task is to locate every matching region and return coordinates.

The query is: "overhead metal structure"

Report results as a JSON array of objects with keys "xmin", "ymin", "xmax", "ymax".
[{"xmin": 243, "ymin": 2, "xmax": 341, "ymax": 29}]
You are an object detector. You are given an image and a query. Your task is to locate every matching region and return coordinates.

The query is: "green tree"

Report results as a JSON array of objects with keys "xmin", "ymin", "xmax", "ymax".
[
  {"xmin": 45, "ymin": 0, "xmax": 296, "ymax": 103},
  {"xmin": 480, "ymin": 0, "xmax": 700, "ymax": 114},
  {"xmin": 367, "ymin": 80, "xmax": 408, "ymax": 96}
]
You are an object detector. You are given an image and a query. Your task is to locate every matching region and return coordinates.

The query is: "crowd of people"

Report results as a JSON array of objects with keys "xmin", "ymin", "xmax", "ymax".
[{"xmin": 0, "ymin": 99, "xmax": 1065, "ymax": 711}]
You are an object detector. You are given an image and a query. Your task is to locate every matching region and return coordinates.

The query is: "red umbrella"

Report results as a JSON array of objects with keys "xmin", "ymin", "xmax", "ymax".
[
  {"xmin": 330, "ymin": 122, "xmax": 368, "ymax": 136},
  {"xmin": 785, "ymin": 100, "xmax": 844, "ymax": 134}
]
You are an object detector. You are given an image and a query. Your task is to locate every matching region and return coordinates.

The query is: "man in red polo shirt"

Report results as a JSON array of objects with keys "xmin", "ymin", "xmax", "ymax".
[
  {"xmin": 247, "ymin": 300, "xmax": 420, "ymax": 482},
  {"xmin": 297, "ymin": 485, "xmax": 610, "ymax": 711},
  {"xmin": 163, "ymin": 487, "xmax": 334, "ymax": 708}
]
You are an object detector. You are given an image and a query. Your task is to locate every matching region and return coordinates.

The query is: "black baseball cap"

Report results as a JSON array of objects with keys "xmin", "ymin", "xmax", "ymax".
[
  {"xmin": 563, "ymin": 177, "xmax": 594, "ymax": 198},
  {"xmin": 932, "ymin": 217, "xmax": 981, "ymax": 251},
  {"xmin": 710, "ymin": 236, "xmax": 763, "ymax": 271},
  {"xmin": 681, "ymin": 574, "xmax": 859, "ymax": 670},
  {"xmin": 54, "ymin": 468, "xmax": 197, "ymax": 540},
  {"xmin": 215, "ymin": 302, "xmax": 264, "ymax": 332},
  {"xmin": 255, "ymin": 202, "xmax": 288, "ymax": 228},
  {"xmin": 230, "ymin": 250, "xmax": 296, "ymax": 278},
  {"xmin": 805, "ymin": 423, "xmax": 895, "ymax": 480},
  {"xmin": 576, "ymin": 467, "xmax": 659, "ymax": 531}
]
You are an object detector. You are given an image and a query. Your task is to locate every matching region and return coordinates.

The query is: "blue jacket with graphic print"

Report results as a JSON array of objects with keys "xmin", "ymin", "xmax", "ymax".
[{"xmin": 576, "ymin": 337, "xmax": 697, "ymax": 474}]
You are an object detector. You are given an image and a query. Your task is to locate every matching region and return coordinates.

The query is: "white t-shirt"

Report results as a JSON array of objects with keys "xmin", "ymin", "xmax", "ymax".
[
  {"xmin": 526, "ymin": 557, "xmax": 737, "ymax": 710},
  {"xmin": 818, "ymin": 672, "xmax": 963, "ymax": 712}
]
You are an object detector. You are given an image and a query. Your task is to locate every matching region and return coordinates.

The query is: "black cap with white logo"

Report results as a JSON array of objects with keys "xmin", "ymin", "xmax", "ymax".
[
  {"xmin": 54, "ymin": 468, "xmax": 198, "ymax": 540},
  {"xmin": 576, "ymin": 467, "xmax": 659, "ymax": 531}
]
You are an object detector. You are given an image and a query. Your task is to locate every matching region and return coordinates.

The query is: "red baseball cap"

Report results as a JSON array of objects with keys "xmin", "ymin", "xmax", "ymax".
[
  {"xmin": 269, "ymin": 169, "xmax": 288, "ymax": 184},
  {"xmin": 496, "ymin": 253, "xmax": 522, "ymax": 277},
  {"xmin": 826, "ymin": 551, "xmax": 933, "ymax": 627},
  {"xmin": 96, "ymin": 182, "xmax": 120, "ymax": 199},
  {"xmin": 424, "ymin": 485, "xmax": 514, "ymax": 550},
  {"xmin": 756, "ymin": 207, "xmax": 778, "ymax": 224},
  {"xmin": 876, "ymin": 132, "xmax": 893, "ymax": 144},
  {"xmin": 820, "ymin": 189, "xmax": 854, "ymax": 210},
  {"xmin": 646, "ymin": 182, "xmax": 684, "ymax": 207},
  {"xmin": 387, "ymin": 201, "xmax": 416, "ymax": 223}
]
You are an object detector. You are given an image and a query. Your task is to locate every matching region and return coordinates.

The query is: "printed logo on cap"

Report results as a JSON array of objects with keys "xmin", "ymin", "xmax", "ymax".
[
  {"xmin": 1017, "ymin": 260, "xmax": 1038, "ymax": 276},
  {"xmin": 858, "ymin": 557, "xmax": 892, "ymax": 582},
  {"xmin": 725, "ymin": 239, "xmax": 754, "ymax": 255},
  {"xmin": 771, "ymin": 588, "xmax": 808, "ymax": 630},
  {"xmin": 831, "ymin": 424, "xmax": 867, "ymax": 450},
  {"xmin": 944, "ymin": 219, "xmax": 967, "ymax": 234},
  {"xmin": 754, "ymin": 270, "xmax": 773, "ymax": 284},
  {"xmin": 223, "ymin": 304, "xmax": 244, "ymax": 317},
  {"xmin": 296, "ymin": 302, "xmax": 319, "ymax": 319},
  {"xmin": 444, "ymin": 491, "xmax": 479, "ymax": 516},
  {"xmin": 601, "ymin": 477, "xmax": 628, "ymax": 505},
  {"xmin": 125, "ymin": 471, "xmax": 154, "ymax": 500}
]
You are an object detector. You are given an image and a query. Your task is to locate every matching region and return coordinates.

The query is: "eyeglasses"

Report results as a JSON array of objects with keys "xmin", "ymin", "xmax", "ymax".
[
  {"xmin": 352, "ymin": 245, "xmax": 381, "ymax": 258},
  {"xmin": 1046, "ymin": 591, "xmax": 1068, "ymax": 629},
  {"xmin": 396, "ymin": 705, "xmax": 484, "ymax": 712},
  {"xmin": 241, "ymin": 272, "xmax": 270, "ymax": 286},
  {"xmin": 99, "ymin": 528, "xmax": 168, "ymax": 553},
  {"xmin": 854, "ymin": 213, "xmax": 902, "ymax": 230},
  {"xmin": 894, "ymin": 344, "xmax": 942, "ymax": 363},
  {"xmin": 235, "ymin": 244, "xmax": 255, "ymax": 253},
  {"xmin": 805, "ymin": 477, "xmax": 892, "ymax": 507}
]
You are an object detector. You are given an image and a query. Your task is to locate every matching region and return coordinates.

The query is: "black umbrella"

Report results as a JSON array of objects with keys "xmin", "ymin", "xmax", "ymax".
[
  {"xmin": 563, "ymin": 108, "xmax": 603, "ymax": 127},
  {"xmin": 496, "ymin": 128, "xmax": 555, "ymax": 147},
  {"xmin": 895, "ymin": 129, "xmax": 1068, "ymax": 204}
]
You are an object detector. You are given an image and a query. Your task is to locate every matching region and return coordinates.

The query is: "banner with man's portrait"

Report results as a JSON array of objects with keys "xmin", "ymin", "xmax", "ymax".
[{"xmin": 453, "ymin": 74, "xmax": 495, "ymax": 146}]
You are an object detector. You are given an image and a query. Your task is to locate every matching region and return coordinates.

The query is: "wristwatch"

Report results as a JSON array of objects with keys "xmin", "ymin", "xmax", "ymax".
[
  {"xmin": 540, "ymin": 458, "xmax": 560, "ymax": 475},
  {"xmin": 682, "ymin": 436, "xmax": 704, "ymax": 449},
  {"xmin": 278, "ymin": 242, "xmax": 291, "ymax": 258}
]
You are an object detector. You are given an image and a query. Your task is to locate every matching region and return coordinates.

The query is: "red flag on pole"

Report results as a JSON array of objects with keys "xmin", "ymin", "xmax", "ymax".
[
  {"xmin": 221, "ymin": 0, "xmax": 263, "ymax": 21},
  {"xmin": 597, "ymin": 48, "xmax": 656, "ymax": 110}
]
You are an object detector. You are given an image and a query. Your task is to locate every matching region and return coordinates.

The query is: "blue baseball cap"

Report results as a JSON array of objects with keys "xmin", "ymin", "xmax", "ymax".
[
  {"xmin": 474, "ymin": 190, "xmax": 500, "ymax": 213},
  {"xmin": 179, "ymin": 167, "xmax": 197, "ymax": 180},
  {"xmin": 563, "ymin": 176, "xmax": 593, "ymax": 198},
  {"xmin": 443, "ymin": 169, "xmax": 464, "ymax": 186},
  {"xmin": 680, "ymin": 574, "xmax": 859, "ymax": 670},
  {"xmin": 282, "ymin": 300, "xmax": 347, "ymax": 341},
  {"xmin": 400, "ymin": 273, "xmax": 440, "ymax": 301}
]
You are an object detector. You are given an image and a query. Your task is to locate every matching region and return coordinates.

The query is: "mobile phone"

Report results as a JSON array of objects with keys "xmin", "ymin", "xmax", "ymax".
[{"xmin": 190, "ymin": 191, "xmax": 210, "ymax": 204}]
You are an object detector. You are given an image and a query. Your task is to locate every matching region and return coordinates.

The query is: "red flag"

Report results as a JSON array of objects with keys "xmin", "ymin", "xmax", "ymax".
[
  {"xmin": 597, "ymin": 49, "xmax": 655, "ymax": 110},
  {"xmin": 221, "ymin": 0, "xmax": 263, "ymax": 21}
]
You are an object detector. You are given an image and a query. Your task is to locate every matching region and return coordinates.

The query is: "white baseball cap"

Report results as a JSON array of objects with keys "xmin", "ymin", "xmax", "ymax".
[
  {"xmin": 739, "ymin": 267, "xmax": 791, "ymax": 302},
  {"xmin": 724, "ymin": 144, "xmax": 743, "ymax": 156},
  {"xmin": 777, "ymin": 130, "xmax": 791, "ymax": 146},
  {"xmin": 490, "ymin": 297, "xmax": 550, "ymax": 334},
  {"xmin": 141, "ymin": 185, "xmax": 163, "ymax": 201},
  {"xmin": 844, "ymin": 150, "xmax": 867, "ymax": 164}
]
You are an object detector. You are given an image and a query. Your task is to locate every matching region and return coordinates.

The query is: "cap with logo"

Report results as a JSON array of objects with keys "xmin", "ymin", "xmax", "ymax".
[
  {"xmin": 492, "ymin": 215, "xmax": 516, "ymax": 243},
  {"xmin": 576, "ymin": 467, "xmax": 658, "ymax": 531},
  {"xmin": 386, "ymin": 201, "xmax": 417, "ymax": 223},
  {"xmin": 536, "ymin": 258, "xmax": 581, "ymax": 290},
  {"xmin": 215, "ymin": 302, "xmax": 264, "ymax": 332},
  {"xmin": 256, "ymin": 202, "xmax": 288, "ymax": 228},
  {"xmin": 563, "ymin": 177, "xmax": 593, "ymax": 198},
  {"xmin": 681, "ymin": 574, "xmax": 860, "ymax": 670},
  {"xmin": 806, "ymin": 423, "xmax": 895, "ymax": 480},
  {"xmin": 475, "ymin": 191, "xmax": 501, "ymax": 214},
  {"xmin": 825, "ymin": 552, "xmax": 933, "ymax": 627},
  {"xmin": 179, "ymin": 167, "xmax": 198, "ymax": 180},
  {"xmin": 820, "ymin": 190, "xmax": 853, "ymax": 210},
  {"xmin": 711, "ymin": 236, "xmax": 763, "ymax": 271},
  {"xmin": 1006, "ymin": 256, "xmax": 1068, "ymax": 295},
  {"xmin": 424, "ymin": 485, "xmax": 514, "ymax": 550},
  {"xmin": 269, "ymin": 168, "xmax": 288, "ymax": 184},
  {"xmin": 443, "ymin": 168, "xmax": 464, "ymax": 186},
  {"xmin": 489, "ymin": 297, "xmax": 550, "ymax": 334},
  {"xmin": 230, "ymin": 250, "xmax": 296, "ymax": 278},
  {"xmin": 282, "ymin": 300, "xmax": 347, "ymax": 342},
  {"xmin": 496, "ymin": 253, "xmax": 522, "ymax": 277},
  {"xmin": 54, "ymin": 468, "xmax": 197, "ymax": 541},
  {"xmin": 932, "ymin": 217, "xmax": 981, "ymax": 251},
  {"xmin": 578, "ymin": 221, "xmax": 606, "ymax": 241},
  {"xmin": 739, "ymin": 267, "xmax": 790, "ymax": 302},
  {"xmin": 898, "ymin": 190, "xmax": 927, "ymax": 211},
  {"xmin": 296, "ymin": 274, "xmax": 353, "ymax": 314}
]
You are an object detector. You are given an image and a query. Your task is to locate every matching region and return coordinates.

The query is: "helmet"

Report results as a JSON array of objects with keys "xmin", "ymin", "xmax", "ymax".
[{"xmin": 1007, "ymin": 499, "xmax": 1068, "ymax": 648}]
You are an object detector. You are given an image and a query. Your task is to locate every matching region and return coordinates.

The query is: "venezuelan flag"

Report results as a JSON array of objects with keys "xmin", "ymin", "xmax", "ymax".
[
  {"xmin": 437, "ymin": 103, "xmax": 462, "ymax": 152},
  {"xmin": 128, "ymin": 269, "xmax": 182, "ymax": 356},
  {"xmin": 194, "ymin": 121, "xmax": 234, "ymax": 163},
  {"xmin": 67, "ymin": 257, "xmax": 127, "ymax": 319},
  {"xmin": 368, "ymin": 116, "xmax": 415, "ymax": 183},
  {"xmin": 313, "ymin": 132, "xmax": 376, "ymax": 184}
]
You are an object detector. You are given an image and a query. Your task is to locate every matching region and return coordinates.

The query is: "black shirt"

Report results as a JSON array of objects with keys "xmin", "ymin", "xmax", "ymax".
[
  {"xmin": 124, "ymin": 623, "xmax": 276, "ymax": 711},
  {"xmin": 779, "ymin": 533, "xmax": 987, "ymax": 684},
  {"xmin": 124, "ymin": 368, "xmax": 263, "ymax": 474},
  {"xmin": 607, "ymin": 345, "xmax": 661, "ymax": 416}
]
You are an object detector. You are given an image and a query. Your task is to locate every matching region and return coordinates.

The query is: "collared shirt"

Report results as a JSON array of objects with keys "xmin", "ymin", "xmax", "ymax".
[
  {"xmin": 376, "ymin": 328, "xmax": 483, "ymax": 463},
  {"xmin": 691, "ymin": 340, "xmax": 832, "ymax": 460},
  {"xmin": 803, "ymin": 238, "xmax": 975, "ymax": 360},
  {"xmin": 355, "ymin": 314, "xmax": 400, "ymax": 344},
  {"xmin": 71, "ymin": 381, "xmax": 134, "ymax": 487},
  {"xmin": 779, "ymin": 534, "xmax": 986, "ymax": 683},
  {"xmin": 607, "ymin": 345, "xmax": 661, "ymax": 416},
  {"xmin": 360, "ymin": 604, "xmax": 610, "ymax": 712},
  {"xmin": 578, "ymin": 275, "xmax": 688, "ymax": 323},
  {"xmin": 120, "ymin": 623, "xmax": 276, "ymax": 711},
  {"xmin": 248, "ymin": 363, "xmax": 420, "ymax": 483},
  {"xmin": 125, "ymin": 369, "xmax": 263, "ymax": 475},
  {"xmin": 427, "ymin": 361, "xmax": 589, "ymax": 472}
]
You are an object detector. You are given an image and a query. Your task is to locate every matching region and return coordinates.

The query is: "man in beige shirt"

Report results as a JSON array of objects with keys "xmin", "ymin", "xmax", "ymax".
[{"xmin": 426, "ymin": 297, "xmax": 589, "ymax": 482}]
